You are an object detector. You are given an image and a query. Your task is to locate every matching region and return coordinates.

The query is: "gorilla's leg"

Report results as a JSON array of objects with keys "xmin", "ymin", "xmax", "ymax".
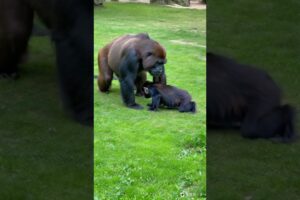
[
  {"xmin": 120, "ymin": 77, "xmax": 143, "ymax": 109},
  {"xmin": 241, "ymin": 110, "xmax": 272, "ymax": 139},
  {"xmin": 119, "ymin": 49, "xmax": 143, "ymax": 109},
  {"xmin": 135, "ymin": 71, "xmax": 147, "ymax": 96},
  {"xmin": 98, "ymin": 64, "xmax": 113, "ymax": 93},
  {"xmin": 52, "ymin": 10, "xmax": 93, "ymax": 126},
  {"xmin": 148, "ymin": 93, "xmax": 161, "ymax": 111},
  {"xmin": 241, "ymin": 105, "xmax": 294, "ymax": 141},
  {"xmin": 98, "ymin": 46, "xmax": 113, "ymax": 93},
  {"xmin": 258, "ymin": 105, "xmax": 295, "ymax": 141},
  {"xmin": 179, "ymin": 102, "xmax": 196, "ymax": 113},
  {"xmin": 0, "ymin": 1, "xmax": 33, "ymax": 77}
]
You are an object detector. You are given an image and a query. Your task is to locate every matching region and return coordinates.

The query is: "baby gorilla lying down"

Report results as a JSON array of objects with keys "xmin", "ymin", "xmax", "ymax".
[
  {"xmin": 143, "ymin": 82, "xmax": 196, "ymax": 113},
  {"xmin": 207, "ymin": 52, "xmax": 295, "ymax": 141}
]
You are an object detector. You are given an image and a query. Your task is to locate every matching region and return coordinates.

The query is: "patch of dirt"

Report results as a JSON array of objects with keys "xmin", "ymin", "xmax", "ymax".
[
  {"xmin": 170, "ymin": 40, "xmax": 206, "ymax": 48},
  {"xmin": 118, "ymin": 0, "xmax": 150, "ymax": 3},
  {"xmin": 166, "ymin": 2, "xmax": 206, "ymax": 10},
  {"xmin": 116, "ymin": 0, "xmax": 206, "ymax": 9}
]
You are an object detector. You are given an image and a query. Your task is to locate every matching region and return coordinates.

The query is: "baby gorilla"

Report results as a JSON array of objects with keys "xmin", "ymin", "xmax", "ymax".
[
  {"xmin": 207, "ymin": 52, "xmax": 295, "ymax": 141},
  {"xmin": 143, "ymin": 82, "xmax": 196, "ymax": 113}
]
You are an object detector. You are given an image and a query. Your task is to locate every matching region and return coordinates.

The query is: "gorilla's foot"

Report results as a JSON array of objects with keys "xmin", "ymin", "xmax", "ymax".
[
  {"xmin": 148, "ymin": 107, "xmax": 158, "ymax": 112},
  {"xmin": 127, "ymin": 103, "xmax": 143, "ymax": 110},
  {"xmin": 73, "ymin": 108, "xmax": 93, "ymax": 127},
  {"xmin": 270, "ymin": 135, "xmax": 297, "ymax": 144}
]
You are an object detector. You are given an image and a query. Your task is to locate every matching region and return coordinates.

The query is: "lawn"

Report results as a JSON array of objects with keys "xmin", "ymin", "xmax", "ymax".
[
  {"xmin": 94, "ymin": 3, "xmax": 206, "ymax": 199},
  {"xmin": 0, "ymin": 33, "xmax": 92, "ymax": 198},
  {"xmin": 207, "ymin": 0, "xmax": 300, "ymax": 199}
]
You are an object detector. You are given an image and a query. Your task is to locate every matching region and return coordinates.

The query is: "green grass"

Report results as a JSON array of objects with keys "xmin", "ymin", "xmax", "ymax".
[
  {"xmin": 0, "ymin": 36, "xmax": 92, "ymax": 198},
  {"xmin": 94, "ymin": 3, "xmax": 206, "ymax": 199},
  {"xmin": 207, "ymin": 0, "xmax": 300, "ymax": 199}
]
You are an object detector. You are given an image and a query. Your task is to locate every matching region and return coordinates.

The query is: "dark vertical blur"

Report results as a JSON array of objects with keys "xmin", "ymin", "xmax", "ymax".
[
  {"xmin": 0, "ymin": 1, "xmax": 93, "ymax": 199},
  {"xmin": 207, "ymin": 0, "xmax": 300, "ymax": 199}
]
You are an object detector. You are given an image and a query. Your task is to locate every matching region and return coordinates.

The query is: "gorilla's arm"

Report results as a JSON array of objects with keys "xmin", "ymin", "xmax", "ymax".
[
  {"xmin": 119, "ymin": 49, "xmax": 142, "ymax": 109},
  {"xmin": 153, "ymin": 66, "xmax": 167, "ymax": 84},
  {"xmin": 52, "ymin": 3, "xmax": 93, "ymax": 125},
  {"xmin": 149, "ymin": 94, "xmax": 161, "ymax": 111},
  {"xmin": 147, "ymin": 87, "xmax": 161, "ymax": 111}
]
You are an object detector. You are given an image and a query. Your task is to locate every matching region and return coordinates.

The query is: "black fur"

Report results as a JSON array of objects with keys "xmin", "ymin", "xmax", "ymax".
[
  {"xmin": 98, "ymin": 33, "xmax": 167, "ymax": 110},
  {"xmin": 0, "ymin": 0, "xmax": 93, "ymax": 126},
  {"xmin": 143, "ymin": 82, "xmax": 196, "ymax": 113},
  {"xmin": 207, "ymin": 52, "xmax": 295, "ymax": 141}
]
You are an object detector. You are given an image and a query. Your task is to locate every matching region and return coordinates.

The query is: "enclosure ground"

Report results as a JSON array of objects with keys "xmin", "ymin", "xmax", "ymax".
[
  {"xmin": 207, "ymin": 0, "xmax": 300, "ymax": 199},
  {"xmin": 0, "ymin": 35, "xmax": 92, "ymax": 199},
  {"xmin": 94, "ymin": 3, "xmax": 206, "ymax": 199}
]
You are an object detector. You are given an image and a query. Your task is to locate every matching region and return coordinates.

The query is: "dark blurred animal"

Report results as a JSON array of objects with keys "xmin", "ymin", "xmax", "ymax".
[
  {"xmin": 143, "ymin": 82, "xmax": 196, "ymax": 113},
  {"xmin": 207, "ymin": 52, "xmax": 295, "ymax": 141},
  {"xmin": 0, "ymin": 0, "xmax": 93, "ymax": 125}
]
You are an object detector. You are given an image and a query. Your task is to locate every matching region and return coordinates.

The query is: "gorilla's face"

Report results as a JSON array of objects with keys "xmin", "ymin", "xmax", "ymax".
[
  {"xmin": 143, "ymin": 47, "xmax": 166, "ymax": 77},
  {"xmin": 143, "ymin": 87, "xmax": 151, "ymax": 98},
  {"xmin": 142, "ymin": 85, "xmax": 155, "ymax": 99},
  {"xmin": 149, "ymin": 63, "xmax": 164, "ymax": 77}
]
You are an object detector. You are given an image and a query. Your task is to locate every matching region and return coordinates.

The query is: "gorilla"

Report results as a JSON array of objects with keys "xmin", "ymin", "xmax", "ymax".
[
  {"xmin": 143, "ymin": 81, "xmax": 196, "ymax": 113},
  {"xmin": 207, "ymin": 52, "xmax": 295, "ymax": 141},
  {"xmin": 0, "ymin": 0, "xmax": 93, "ymax": 126},
  {"xmin": 98, "ymin": 33, "xmax": 167, "ymax": 109}
]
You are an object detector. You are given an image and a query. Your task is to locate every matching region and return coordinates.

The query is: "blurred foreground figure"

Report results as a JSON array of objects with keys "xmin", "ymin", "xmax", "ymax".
[
  {"xmin": 0, "ymin": 0, "xmax": 93, "ymax": 126},
  {"xmin": 207, "ymin": 52, "xmax": 295, "ymax": 142}
]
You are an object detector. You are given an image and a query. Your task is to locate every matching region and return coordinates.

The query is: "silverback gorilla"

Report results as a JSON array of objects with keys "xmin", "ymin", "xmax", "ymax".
[
  {"xmin": 0, "ymin": 0, "xmax": 93, "ymax": 125},
  {"xmin": 98, "ymin": 33, "xmax": 167, "ymax": 109},
  {"xmin": 207, "ymin": 52, "xmax": 295, "ymax": 141}
]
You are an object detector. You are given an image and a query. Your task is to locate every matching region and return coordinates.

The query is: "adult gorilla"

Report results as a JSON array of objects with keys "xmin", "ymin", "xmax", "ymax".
[
  {"xmin": 0, "ymin": 0, "xmax": 93, "ymax": 125},
  {"xmin": 98, "ymin": 33, "xmax": 167, "ymax": 109}
]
